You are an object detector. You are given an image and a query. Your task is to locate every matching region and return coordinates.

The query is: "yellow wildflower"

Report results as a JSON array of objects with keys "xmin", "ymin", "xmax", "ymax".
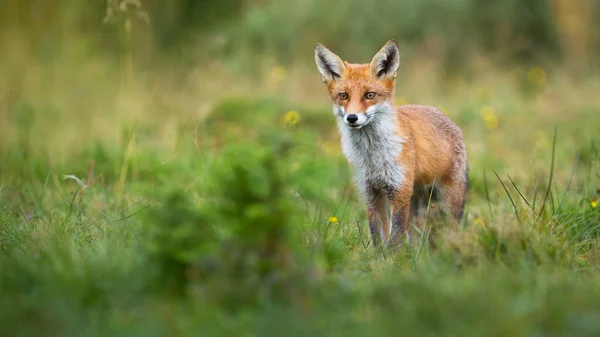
[
  {"xmin": 528, "ymin": 67, "xmax": 547, "ymax": 87},
  {"xmin": 592, "ymin": 199, "xmax": 598, "ymax": 208},
  {"xmin": 474, "ymin": 218, "xmax": 485, "ymax": 226},
  {"xmin": 268, "ymin": 65, "xmax": 287, "ymax": 86},
  {"xmin": 479, "ymin": 106, "xmax": 498, "ymax": 130},
  {"xmin": 396, "ymin": 96, "xmax": 408, "ymax": 106},
  {"xmin": 284, "ymin": 110, "xmax": 300, "ymax": 126},
  {"xmin": 328, "ymin": 216, "xmax": 339, "ymax": 224}
]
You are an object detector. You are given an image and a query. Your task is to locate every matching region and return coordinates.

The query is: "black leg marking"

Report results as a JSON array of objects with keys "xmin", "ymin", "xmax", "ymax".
[
  {"xmin": 392, "ymin": 208, "xmax": 407, "ymax": 236},
  {"xmin": 366, "ymin": 187, "xmax": 384, "ymax": 247},
  {"xmin": 410, "ymin": 184, "xmax": 426, "ymax": 221}
]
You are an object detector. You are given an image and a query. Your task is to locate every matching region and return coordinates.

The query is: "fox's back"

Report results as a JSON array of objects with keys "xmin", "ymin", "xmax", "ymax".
[{"xmin": 396, "ymin": 104, "xmax": 466, "ymax": 185}]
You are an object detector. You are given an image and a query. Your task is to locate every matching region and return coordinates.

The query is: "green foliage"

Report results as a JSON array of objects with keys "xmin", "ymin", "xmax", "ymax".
[
  {"xmin": 1, "ymin": 99, "xmax": 600, "ymax": 336},
  {"xmin": 1, "ymin": 1, "xmax": 600, "ymax": 336},
  {"xmin": 0, "ymin": 206, "xmax": 28, "ymax": 256},
  {"xmin": 143, "ymin": 136, "xmax": 313, "ymax": 309},
  {"xmin": 212, "ymin": 0, "xmax": 569, "ymax": 71},
  {"xmin": 2, "ymin": 0, "xmax": 596, "ymax": 71}
]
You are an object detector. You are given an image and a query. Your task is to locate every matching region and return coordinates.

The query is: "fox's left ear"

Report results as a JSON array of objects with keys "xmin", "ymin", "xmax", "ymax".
[{"xmin": 370, "ymin": 40, "xmax": 400, "ymax": 79}]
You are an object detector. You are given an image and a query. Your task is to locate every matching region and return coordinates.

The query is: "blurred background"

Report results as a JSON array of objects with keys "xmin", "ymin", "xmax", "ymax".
[
  {"xmin": 1, "ymin": 2, "xmax": 600, "ymax": 335},
  {"xmin": 1, "ymin": 0, "xmax": 599, "ymax": 189},
  {"xmin": 4, "ymin": 0, "xmax": 600, "ymax": 68},
  {"xmin": 1, "ymin": 0, "xmax": 599, "ymax": 152}
]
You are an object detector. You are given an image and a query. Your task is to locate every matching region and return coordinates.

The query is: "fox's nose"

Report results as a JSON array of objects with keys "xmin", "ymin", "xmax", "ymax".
[{"xmin": 346, "ymin": 114, "xmax": 358, "ymax": 124}]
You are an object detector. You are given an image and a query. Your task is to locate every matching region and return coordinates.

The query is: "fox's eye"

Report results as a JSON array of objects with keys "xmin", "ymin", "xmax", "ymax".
[
  {"xmin": 365, "ymin": 92, "xmax": 376, "ymax": 100},
  {"xmin": 339, "ymin": 93, "xmax": 349, "ymax": 100}
]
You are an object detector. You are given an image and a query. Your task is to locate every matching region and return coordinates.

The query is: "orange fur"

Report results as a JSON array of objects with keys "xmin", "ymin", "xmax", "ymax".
[{"xmin": 315, "ymin": 40, "xmax": 468, "ymax": 247}]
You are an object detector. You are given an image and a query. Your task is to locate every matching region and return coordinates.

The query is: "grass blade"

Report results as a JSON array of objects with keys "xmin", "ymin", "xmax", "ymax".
[
  {"xmin": 325, "ymin": 182, "xmax": 352, "ymax": 239},
  {"xmin": 553, "ymin": 151, "xmax": 580, "ymax": 216},
  {"xmin": 37, "ymin": 171, "xmax": 51, "ymax": 216},
  {"xmin": 56, "ymin": 187, "xmax": 104, "ymax": 232},
  {"xmin": 356, "ymin": 220, "xmax": 369, "ymax": 248},
  {"xmin": 483, "ymin": 169, "xmax": 493, "ymax": 218},
  {"xmin": 419, "ymin": 176, "xmax": 437, "ymax": 233},
  {"xmin": 493, "ymin": 169, "xmax": 520, "ymax": 222},
  {"xmin": 114, "ymin": 204, "xmax": 150, "ymax": 222},
  {"xmin": 531, "ymin": 172, "xmax": 541, "ymax": 219},
  {"xmin": 537, "ymin": 125, "xmax": 558, "ymax": 221},
  {"xmin": 507, "ymin": 173, "xmax": 531, "ymax": 209}
]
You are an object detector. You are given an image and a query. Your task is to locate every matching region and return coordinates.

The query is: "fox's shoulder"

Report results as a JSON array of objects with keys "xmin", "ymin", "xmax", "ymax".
[
  {"xmin": 394, "ymin": 104, "xmax": 464, "ymax": 137},
  {"xmin": 395, "ymin": 104, "xmax": 445, "ymax": 118}
]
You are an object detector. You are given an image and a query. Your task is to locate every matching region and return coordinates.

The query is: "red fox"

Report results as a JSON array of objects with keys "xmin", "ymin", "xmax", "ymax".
[{"xmin": 314, "ymin": 40, "xmax": 468, "ymax": 247}]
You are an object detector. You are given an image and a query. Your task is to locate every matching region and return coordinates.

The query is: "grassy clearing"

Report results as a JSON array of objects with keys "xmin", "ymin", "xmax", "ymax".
[
  {"xmin": 1, "ymin": 65, "xmax": 599, "ymax": 334},
  {"xmin": 1, "ymin": 3, "xmax": 600, "ymax": 336}
]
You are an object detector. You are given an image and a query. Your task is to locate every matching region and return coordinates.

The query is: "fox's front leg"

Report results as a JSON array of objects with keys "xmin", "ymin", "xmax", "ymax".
[
  {"xmin": 365, "ymin": 192, "xmax": 389, "ymax": 247},
  {"xmin": 389, "ymin": 183, "xmax": 414, "ymax": 246}
]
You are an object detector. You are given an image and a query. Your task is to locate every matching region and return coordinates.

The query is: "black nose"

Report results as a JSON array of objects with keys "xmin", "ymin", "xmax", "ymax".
[{"xmin": 346, "ymin": 114, "xmax": 358, "ymax": 124}]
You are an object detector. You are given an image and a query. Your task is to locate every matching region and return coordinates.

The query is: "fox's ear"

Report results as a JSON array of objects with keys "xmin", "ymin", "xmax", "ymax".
[
  {"xmin": 314, "ymin": 43, "xmax": 346, "ymax": 83},
  {"xmin": 370, "ymin": 40, "xmax": 400, "ymax": 79}
]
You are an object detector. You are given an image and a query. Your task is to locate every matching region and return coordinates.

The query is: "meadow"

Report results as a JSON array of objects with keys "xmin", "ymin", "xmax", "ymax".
[{"xmin": 1, "ymin": 1, "xmax": 600, "ymax": 336}]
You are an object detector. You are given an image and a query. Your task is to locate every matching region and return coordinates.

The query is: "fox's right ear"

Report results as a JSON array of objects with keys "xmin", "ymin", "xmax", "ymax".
[
  {"xmin": 370, "ymin": 40, "xmax": 400, "ymax": 79},
  {"xmin": 314, "ymin": 44, "xmax": 346, "ymax": 83}
]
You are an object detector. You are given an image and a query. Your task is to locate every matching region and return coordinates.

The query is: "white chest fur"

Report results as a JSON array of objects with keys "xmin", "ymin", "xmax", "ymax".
[{"xmin": 337, "ymin": 106, "xmax": 405, "ymax": 200}]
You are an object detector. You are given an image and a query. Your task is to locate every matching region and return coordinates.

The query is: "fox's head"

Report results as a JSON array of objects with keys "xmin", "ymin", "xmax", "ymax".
[{"xmin": 314, "ymin": 40, "xmax": 399, "ymax": 129}]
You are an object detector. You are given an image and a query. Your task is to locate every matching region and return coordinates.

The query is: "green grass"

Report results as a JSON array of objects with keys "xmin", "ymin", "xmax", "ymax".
[
  {"xmin": 1, "ymin": 86, "xmax": 599, "ymax": 335},
  {"xmin": 1, "ymin": 15, "xmax": 600, "ymax": 337}
]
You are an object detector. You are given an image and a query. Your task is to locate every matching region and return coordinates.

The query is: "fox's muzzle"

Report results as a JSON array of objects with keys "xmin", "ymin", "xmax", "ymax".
[{"xmin": 343, "ymin": 112, "xmax": 368, "ymax": 128}]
